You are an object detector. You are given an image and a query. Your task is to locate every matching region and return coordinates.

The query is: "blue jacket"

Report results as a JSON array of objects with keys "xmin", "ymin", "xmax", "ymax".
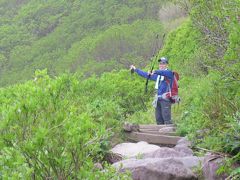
[{"xmin": 135, "ymin": 69, "xmax": 174, "ymax": 96}]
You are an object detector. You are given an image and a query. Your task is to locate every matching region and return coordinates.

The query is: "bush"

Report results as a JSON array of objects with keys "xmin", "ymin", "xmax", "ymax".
[{"xmin": 0, "ymin": 69, "xmax": 147, "ymax": 178}]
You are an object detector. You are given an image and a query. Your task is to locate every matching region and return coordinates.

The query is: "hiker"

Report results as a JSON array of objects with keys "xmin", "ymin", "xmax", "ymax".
[{"xmin": 130, "ymin": 57, "xmax": 173, "ymax": 125}]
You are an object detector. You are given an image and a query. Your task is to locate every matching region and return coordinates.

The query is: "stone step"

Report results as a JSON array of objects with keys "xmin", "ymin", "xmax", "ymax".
[
  {"xmin": 123, "ymin": 123, "xmax": 176, "ymax": 132},
  {"xmin": 139, "ymin": 124, "xmax": 175, "ymax": 130},
  {"xmin": 139, "ymin": 129, "xmax": 177, "ymax": 136},
  {"xmin": 126, "ymin": 132, "xmax": 182, "ymax": 145}
]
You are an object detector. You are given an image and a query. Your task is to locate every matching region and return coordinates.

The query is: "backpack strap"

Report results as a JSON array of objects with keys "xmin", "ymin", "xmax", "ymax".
[
  {"xmin": 165, "ymin": 72, "xmax": 175, "ymax": 97},
  {"xmin": 168, "ymin": 81, "xmax": 172, "ymax": 97},
  {"xmin": 170, "ymin": 72, "xmax": 174, "ymax": 89}
]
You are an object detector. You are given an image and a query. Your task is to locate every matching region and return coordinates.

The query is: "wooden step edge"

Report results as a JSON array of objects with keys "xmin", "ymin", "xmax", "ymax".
[
  {"xmin": 125, "ymin": 132, "xmax": 182, "ymax": 145},
  {"xmin": 139, "ymin": 124, "xmax": 175, "ymax": 130},
  {"xmin": 138, "ymin": 130, "xmax": 177, "ymax": 136}
]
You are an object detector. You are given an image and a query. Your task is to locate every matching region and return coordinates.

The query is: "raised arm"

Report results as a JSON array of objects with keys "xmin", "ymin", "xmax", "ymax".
[
  {"xmin": 130, "ymin": 65, "xmax": 158, "ymax": 81},
  {"xmin": 135, "ymin": 69, "xmax": 158, "ymax": 81}
]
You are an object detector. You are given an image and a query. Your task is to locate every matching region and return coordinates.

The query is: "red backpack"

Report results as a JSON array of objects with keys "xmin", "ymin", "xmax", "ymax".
[{"xmin": 165, "ymin": 71, "xmax": 180, "ymax": 104}]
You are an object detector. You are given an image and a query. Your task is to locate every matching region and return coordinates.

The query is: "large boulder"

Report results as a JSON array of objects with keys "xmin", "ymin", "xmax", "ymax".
[
  {"xmin": 174, "ymin": 156, "xmax": 204, "ymax": 169},
  {"xmin": 110, "ymin": 138, "xmax": 204, "ymax": 179},
  {"xmin": 110, "ymin": 141, "xmax": 160, "ymax": 159},
  {"xmin": 113, "ymin": 158, "xmax": 198, "ymax": 180},
  {"xmin": 144, "ymin": 147, "xmax": 187, "ymax": 158},
  {"xmin": 143, "ymin": 148, "xmax": 202, "ymax": 168},
  {"xmin": 110, "ymin": 139, "xmax": 194, "ymax": 162}
]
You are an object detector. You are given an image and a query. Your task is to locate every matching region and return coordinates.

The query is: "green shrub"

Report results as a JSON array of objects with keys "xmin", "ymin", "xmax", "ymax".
[{"xmin": 0, "ymin": 69, "xmax": 148, "ymax": 178}]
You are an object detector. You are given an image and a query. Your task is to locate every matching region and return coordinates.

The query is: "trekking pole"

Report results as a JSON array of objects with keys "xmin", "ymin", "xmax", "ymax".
[{"xmin": 145, "ymin": 34, "xmax": 165, "ymax": 93}]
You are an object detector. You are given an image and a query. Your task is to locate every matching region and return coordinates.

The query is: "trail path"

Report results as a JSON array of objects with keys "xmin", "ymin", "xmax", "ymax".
[{"xmin": 109, "ymin": 123, "xmax": 226, "ymax": 180}]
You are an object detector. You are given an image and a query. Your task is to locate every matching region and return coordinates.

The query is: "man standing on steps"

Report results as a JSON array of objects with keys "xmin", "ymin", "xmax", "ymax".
[{"xmin": 130, "ymin": 57, "xmax": 173, "ymax": 125}]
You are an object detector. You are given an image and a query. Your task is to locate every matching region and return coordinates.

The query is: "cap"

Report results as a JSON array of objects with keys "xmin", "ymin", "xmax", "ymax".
[{"xmin": 158, "ymin": 57, "xmax": 168, "ymax": 64}]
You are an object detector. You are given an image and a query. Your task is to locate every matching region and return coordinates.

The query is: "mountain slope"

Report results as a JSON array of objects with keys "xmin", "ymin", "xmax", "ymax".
[{"xmin": 1, "ymin": 0, "xmax": 184, "ymax": 86}]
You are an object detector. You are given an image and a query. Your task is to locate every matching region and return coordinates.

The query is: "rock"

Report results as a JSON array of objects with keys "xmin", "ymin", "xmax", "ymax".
[
  {"xmin": 144, "ymin": 147, "xmax": 186, "ymax": 158},
  {"xmin": 143, "ymin": 148, "xmax": 202, "ymax": 169},
  {"xmin": 110, "ymin": 139, "xmax": 194, "ymax": 161},
  {"xmin": 123, "ymin": 122, "xmax": 132, "ymax": 132},
  {"xmin": 173, "ymin": 137, "xmax": 193, "ymax": 156},
  {"xmin": 123, "ymin": 122, "xmax": 140, "ymax": 132},
  {"xmin": 159, "ymin": 127, "xmax": 176, "ymax": 133},
  {"xmin": 176, "ymin": 137, "xmax": 191, "ymax": 147},
  {"xmin": 203, "ymin": 154, "xmax": 228, "ymax": 180},
  {"xmin": 113, "ymin": 158, "xmax": 197, "ymax": 180},
  {"xmin": 174, "ymin": 156, "xmax": 204, "ymax": 169},
  {"xmin": 174, "ymin": 146, "xmax": 194, "ymax": 156},
  {"xmin": 105, "ymin": 152, "xmax": 123, "ymax": 164},
  {"xmin": 110, "ymin": 141, "xmax": 160, "ymax": 159},
  {"xmin": 94, "ymin": 162, "xmax": 103, "ymax": 170}
]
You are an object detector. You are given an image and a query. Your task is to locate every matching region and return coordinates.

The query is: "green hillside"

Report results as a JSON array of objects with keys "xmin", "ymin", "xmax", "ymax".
[
  {"xmin": 0, "ymin": 0, "xmax": 181, "ymax": 86},
  {"xmin": 0, "ymin": 0, "xmax": 239, "ymax": 179}
]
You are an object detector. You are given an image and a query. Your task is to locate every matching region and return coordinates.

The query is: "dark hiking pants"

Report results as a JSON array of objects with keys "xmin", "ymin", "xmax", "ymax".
[{"xmin": 155, "ymin": 99, "xmax": 172, "ymax": 125}]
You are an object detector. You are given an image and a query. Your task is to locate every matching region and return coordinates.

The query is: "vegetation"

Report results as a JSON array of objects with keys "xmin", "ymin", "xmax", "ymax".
[
  {"xmin": 0, "ymin": 0, "xmax": 239, "ymax": 179},
  {"xmin": 0, "ymin": 69, "xmax": 148, "ymax": 178},
  {"xmin": 160, "ymin": 0, "xmax": 240, "ymax": 177},
  {"xmin": 0, "ymin": 0, "xmax": 173, "ymax": 86}
]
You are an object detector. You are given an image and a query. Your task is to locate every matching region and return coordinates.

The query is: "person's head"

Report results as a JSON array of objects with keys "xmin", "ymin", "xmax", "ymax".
[{"xmin": 158, "ymin": 57, "xmax": 168, "ymax": 70}]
